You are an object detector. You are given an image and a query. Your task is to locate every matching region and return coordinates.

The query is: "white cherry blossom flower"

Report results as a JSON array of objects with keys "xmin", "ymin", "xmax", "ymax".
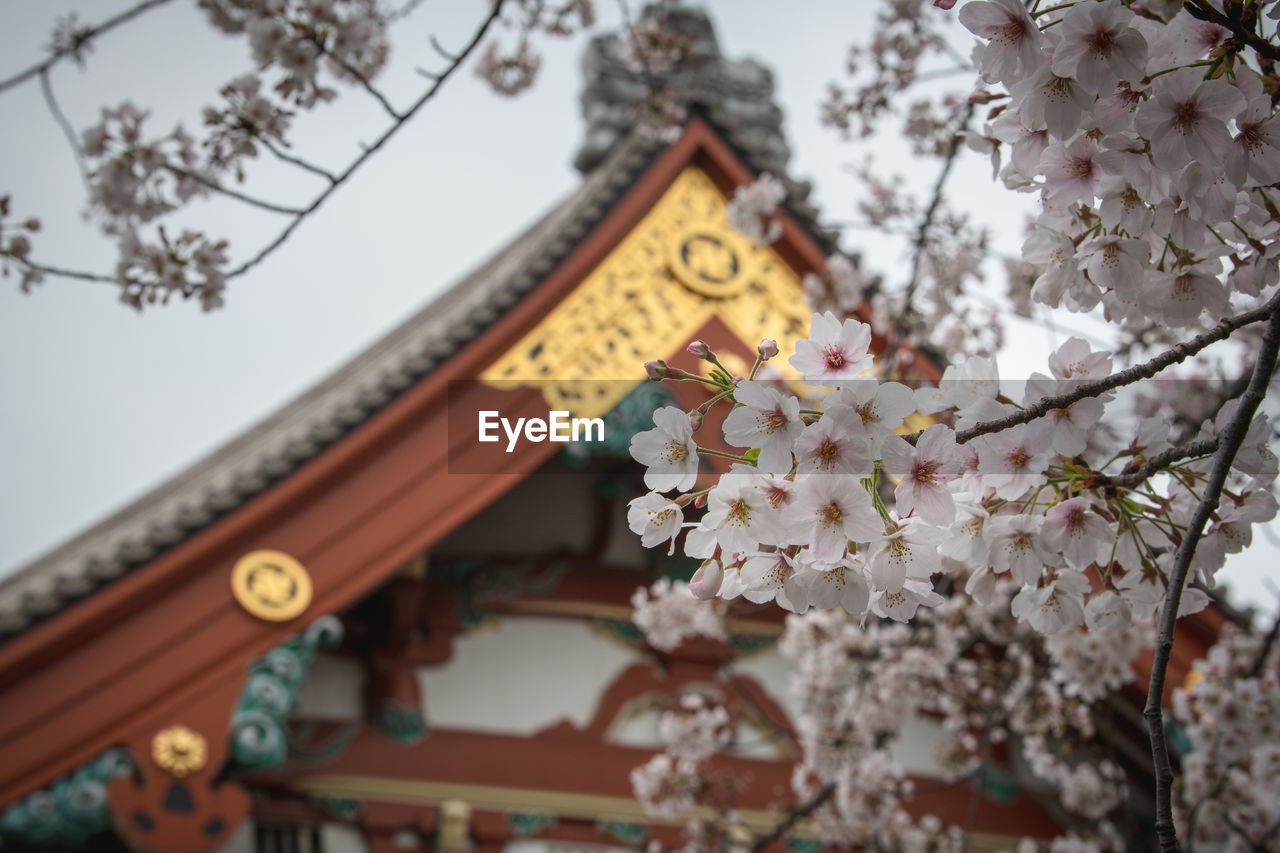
[
  {"xmin": 739, "ymin": 551, "xmax": 803, "ymax": 611},
  {"xmin": 627, "ymin": 492, "xmax": 684, "ymax": 554},
  {"xmin": 833, "ymin": 380, "xmax": 916, "ymax": 453},
  {"xmin": 721, "ymin": 380, "xmax": 802, "ymax": 475},
  {"xmin": 990, "ymin": 513, "xmax": 1057, "ymax": 586},
  {"xmin": 1050, "ymin": 0, "xmax": 1147, "ymax": 95},
  {"xmin": 959, "ymin": 0, "xmax": 1045, "ymax": 85},
  {"xmin": 1227, "ymin": 96, "xmax": 1280, "ymax": 187},
  {"xmin": 869, "ymin": 520, "xmax": 944, "ymax": 593},
  {"xmin": 789, "ymin": 558, "xmax": 872, "ymax": 615},
  {"xmin": 1011, "ymin": 570, "xmax": 1090, "ymax": 634},
  {"xmin": 1135, "ymin": 68, "xmax": 1246, "ymax": 171},
  {"xmin": 630, "ymin": 406, "xmax": 699, "ymax": 492},
  {"xmin": 703, "ymin": 474, "xmax": 785, "ymax": 554},
  {"xmin": 872, "ymin": 578, "xmax": 946, "ymax": 622}
]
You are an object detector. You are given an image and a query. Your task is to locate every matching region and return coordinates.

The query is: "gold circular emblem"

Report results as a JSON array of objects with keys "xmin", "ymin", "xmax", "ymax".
[
  {"xmin": 231, "ymin": 549, "xmax": 312, "ymax": 622},
  {"xmin": 152, "ymin": 725, "xmax": 207, "ymax": 777},
  {"xmin": 666, "ymin": 226, "xmax": 753, "ymax": 298}
]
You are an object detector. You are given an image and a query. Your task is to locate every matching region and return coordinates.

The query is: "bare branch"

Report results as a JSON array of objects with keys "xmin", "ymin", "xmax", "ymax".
[
  {"xmin": 0, "ymin": 0, "xmax": 177, "ymax": 95},
  {"xmin": 258, "ymin": 137, "xmax": 338, "ymax": 184},
  {"xmin": 226, "ymin": 0, "xmax": 507, "ymax": 280},
  {"xmin": 1248, "ymin": 607, "xmax": 1280, "ymax": 679},
  {"xmin": 1144, "ymin": 299, "xmax": 1280, "ymax": 852},
  {"xmin": 750, "ymin": 782, "xmax": 835, "ymax": 852},
  {"xmin": 1095, "ymin": 437, "xmax": 1221, "ymax": 490},
  {"xmin": 161, "ymin": 165, "xmax": 308, "ymax": 216},
  {"xmin": 899, "ymin": 290, "xmax": 1280, "ymax": 446},
  {"xmin": 314, "ymin": 39, "xmax": 403, "ymax": 120},
  {"xmin": 1183, "ymin": 0, "xmax": 1280, "ymax": 62},
  {"xmin": 1, "ymin": 254, "xmax": 119, "ymax": 285},
  {"xmin": 38, "ymin": 69, "xmax": 90, "ymax": 191}
]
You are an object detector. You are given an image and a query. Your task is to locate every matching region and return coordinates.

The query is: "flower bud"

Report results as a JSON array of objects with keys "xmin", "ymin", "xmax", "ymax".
[
  {"xmin": 688, "ymin": 410, "xmax": 704, "ymax": 430},
  {"xmin": 686, "ymin": 340, "xmax": 711, "ymax": 360},
  {"xmin": 757, "ymin": 338, "xmax": 779, "ymax": 360},
  {"xmin": 688, "ymin": 561, "xmax": 724, "ymax": 600},
  {"xmin": 645, "ymin": 360, "xmax": 669, "ymax": 381},
  {"xmin": 693, "ymin": 493, "xmax": 707, "ymax": 509}
]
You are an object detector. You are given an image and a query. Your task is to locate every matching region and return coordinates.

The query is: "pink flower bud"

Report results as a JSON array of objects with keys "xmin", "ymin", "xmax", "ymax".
[
  {"xmin": 688, "ymin": 410, "xmax": 704, "ymax": 430},
  {"xmin": 688, "ymin": 561, "xmax": 724, "ymax": 600},
  {"xmin": 933, "ymin": 0, "xmax": 957, "ymax": 8},
  {"xmin": 693, "ymin": 494, "xmax": 707, "ymax": 509},
  {"xmin": 645, "ymin": 360, "xmax": 669, "ymax": 381},
  {"xmin": 757, "ymin": 339, "xmax": 779, "ymax": 360},
  {"xmin": 686, "ymin": 340, "xmax": 711, "ymax": 360}
]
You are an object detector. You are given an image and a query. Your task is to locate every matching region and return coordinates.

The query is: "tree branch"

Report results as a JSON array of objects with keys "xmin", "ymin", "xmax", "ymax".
[
  {"xmin": 899, "ymin": 290, "xmax": 1280, "ymax": 446},
  {"xmin": 1183, "ymin": 0, "xmax": 1280, "ymax": 63},
  {"xmin": 0, "ymin": 0, "xmax": 177, "ymax": 95},
  {"xmin": 1248, "ymin": 606, "xmax": 1280, "ymax": 678},
  {"xmin": 161, "ymin": 164, "xmax": 307, "ymax": 216},
  {"xmin": 750, "ymin": 783, "xmax": 835, "ymax": 852},
  {"xmin": 1094, "ymin": 437, "xmax": 1221, "ymax": 490},
  {"xmin": 1144, "ymin": 299, "xmax": 1280, "ymax": 853},
  {"xmin": 314, "ymin": 39, "xmax": 403, "ymax": 120},
  {"xmin": 225, "ymin": 0, "xmax": 506, "ymax": 280},
  {"xmin": 258, "ymin": 136, "xmax": 338, "ymax": 184},
  {"xmin": 38, "ymin": 69, "xmax": 90, "ymax": 191}
]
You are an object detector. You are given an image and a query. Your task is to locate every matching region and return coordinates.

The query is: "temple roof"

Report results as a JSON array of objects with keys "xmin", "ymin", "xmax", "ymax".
[{"xmin": 0, "ymin": 109, "xmax": 837, "ymax": 641}]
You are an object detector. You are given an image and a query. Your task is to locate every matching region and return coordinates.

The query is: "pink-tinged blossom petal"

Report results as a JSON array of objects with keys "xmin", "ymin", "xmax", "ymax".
[
  {"xmin": 1010, "ymin": 66, "xmax": 1092, "ymax": 139},
  {"xmin": 1011, "ymin": 570, "xmax": 1090, "ymax": 634},
  {"xmin": 1227, "ymin": 97, "xmax": 1280, "ymax": 187},
  {"xmin": 1043, "ymin": 497, "xmax": 1113, "ymax": 569},
  {"xmin": 794, "ymin": 405, "xmax": 874, "ymax": 476},
  {"xmin": 883, "ymin": 424, "xmax": 960, "ymax": 524},
  {"xmin": 789, "ymin": 311, "xmax": 875, "ymax": 386},
  {"xmin": 1040, "ymin": 136, "xmax": 1103, "ymax": 206},
  {"xmin": 784, "ymin": 475, "xmax": 882, "ymax": 564}
]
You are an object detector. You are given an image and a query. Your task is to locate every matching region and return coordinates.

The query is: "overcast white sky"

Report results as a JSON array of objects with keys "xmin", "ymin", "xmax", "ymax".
[{"xmin": 0, "ymin": 0, "xmax": 1275, "ymax": 618}]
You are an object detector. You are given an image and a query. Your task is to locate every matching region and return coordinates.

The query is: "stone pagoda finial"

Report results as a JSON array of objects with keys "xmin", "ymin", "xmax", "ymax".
[{"xmin": 573, "ymin": 2, "xmax": 793, "ymax": 176}]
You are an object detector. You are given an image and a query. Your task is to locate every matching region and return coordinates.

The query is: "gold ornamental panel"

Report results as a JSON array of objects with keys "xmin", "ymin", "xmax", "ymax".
[{"xmin": 480, "ymin": 167, "xmax": 812, "ymax": 418}]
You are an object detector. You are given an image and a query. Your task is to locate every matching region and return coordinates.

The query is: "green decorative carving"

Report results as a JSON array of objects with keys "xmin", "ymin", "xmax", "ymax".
[
  {"xmin": 289, "ymin": 722, "xmax": 361, "ymax": 766},
  {"xmin": 430, "ymin": 558, "xmax": 569, "ymax": 628},
  {"xmin": 976, "ymin": 764, "xmax": 1019, "ymax": 802},
  {"xmin": 729, "ymin": 633, "xmax": 776, "ymax": 657},
  {"xmin": 785, "ymin": 839, "xmax": 824, "ymax": 853},
  {"xmin": 228, "ymin": 615, "xmax": 343, "ymax": 772},
  {"xmin": 373, "ymin": 703, "xmax": 426, "ymax": 744},
  {"xmin": 311, "ymin": 795, "xmax": 361, "ymax": 822},
  {"xmin": 561, "ymin": 382, "xmax": 678, "ymax": 465},
  {"xmin": 597, "ymin": 818, "xmax": 648, "ymax": 845},
  {"xmin": 0, "ymin": 749, "xmax": 133, "ymax": 847},
  {"xmin": 595, "ymin": 617, "xmax": 646, "ymax": 650},
  {"xmin": 507, "ymin": 811, "xmax": 557, "ymax": 837}
]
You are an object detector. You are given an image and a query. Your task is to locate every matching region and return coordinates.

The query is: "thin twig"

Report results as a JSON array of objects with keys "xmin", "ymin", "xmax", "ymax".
[
  {"xmin": 258, "ymin": 137, "xmax": 337, "ymax": 184},
  {"xmin": 1248, "ymin": 607, "xmax": 1280, "ymax": 678},
  {"xmin": 315, "ymin": 39, "xmax": 403, "ymax": 120},
  {"xmin": 162, "ymin": 165, "xmax": 306, "ymax": 215},
  {"xmin": 226, "ymin": 0, "xmax": 506, "ymax": 280},
  {"xmin": 750, "ymin": 783, "xmax": 835, "ymax": 852},
  {"xmin": 1095, "ymin": 438, "xmax": 1221, "ymax": 490},
  {"xmin": 38, "ymin": 69, "xmax": 90, "ymax": 191},
  {"xmin": 1144, "ymin": 299, "xmax": 1280, "ymax": 853},
  {"xmin": 0, "ymin": 0, "xmax": 177, "ymax": 95},
  {"xmin": 899, "ymin": 290, "xmax": 1280, "ymax": 447},
  {"xmin": 1183, "ymin": 0, "xmax": 1280, "ymax": 62},
  {"xmin": 0, "ymin": 254, "xmax": 119, "ymax": 285}
]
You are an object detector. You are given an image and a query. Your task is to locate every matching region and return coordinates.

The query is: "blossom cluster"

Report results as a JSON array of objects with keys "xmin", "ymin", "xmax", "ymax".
[
  {"xmin": 197, "ymin": 0, "xmax": 390, "ymax": 107},
  {"xmin": 1172, "ymin": 626, "xmax": 1280, "ymax": 850},
  {"xmin": 628, "ymin": 572, "xmax": 1155, "ymax": 850},
  {"xmin": 474, "ymin": 0, "xmax": 596, "ymax": 97},
  {"xmin": 959, "ymin": 0, "xmax": 1280, "ymax": 334},
  {"xmin": 628, "ymin": 315, "xmax": 1277, "ymax": 640}
]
